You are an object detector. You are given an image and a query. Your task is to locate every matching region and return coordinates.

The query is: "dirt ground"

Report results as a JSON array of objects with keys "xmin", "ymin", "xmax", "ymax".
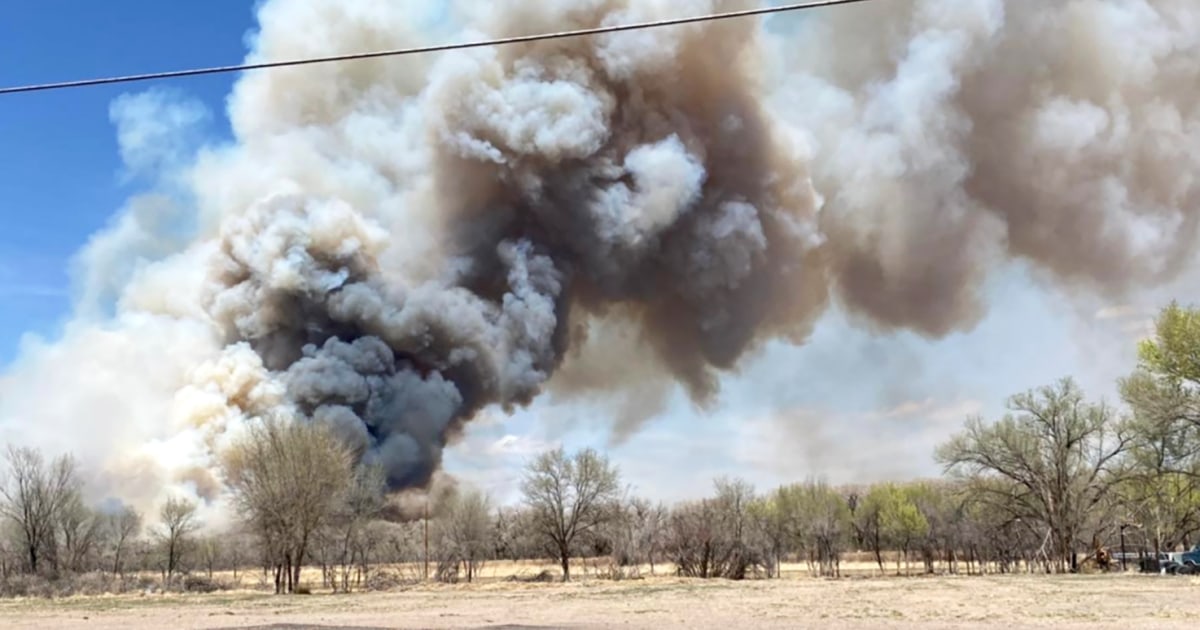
[{"xmin": 1, "ymin": 572, "xmax": 1198, "ymax": 630}]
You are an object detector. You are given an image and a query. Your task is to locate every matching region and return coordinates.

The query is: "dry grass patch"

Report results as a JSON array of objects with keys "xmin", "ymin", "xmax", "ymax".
[{"xmin": 4, "ymin": 571, "xmax": 1200, "ymax": 629}]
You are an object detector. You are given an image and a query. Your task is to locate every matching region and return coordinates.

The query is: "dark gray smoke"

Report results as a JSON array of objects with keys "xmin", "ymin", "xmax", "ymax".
[{"xmin": 201, "ymin": 0, "xmax": 824, "ymax": 488}]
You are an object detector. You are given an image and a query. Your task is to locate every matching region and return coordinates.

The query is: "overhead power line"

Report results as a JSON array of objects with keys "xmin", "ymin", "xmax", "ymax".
[{"xmin": 0, "ymin": 0, "xmax": 877, "ymax": 96}]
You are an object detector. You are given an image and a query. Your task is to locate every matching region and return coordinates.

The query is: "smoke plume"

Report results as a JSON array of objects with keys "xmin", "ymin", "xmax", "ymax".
[
  {"xmin": 2, "ymin": 0, "xmax": 1199, "ymax": 516},
  {"xmin": 777, "ymin": 0, "xmax": 1200, "ymax": 335}
]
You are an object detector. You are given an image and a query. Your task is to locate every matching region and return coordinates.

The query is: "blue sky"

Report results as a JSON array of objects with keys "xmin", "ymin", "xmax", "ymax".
[
  {"xmin": 0, "ymin": 1, "xmax": 1183, "ymax": 505},
  {"xmin": 0, "ymin": 1, "xmax": 255, "ymax": 363}
]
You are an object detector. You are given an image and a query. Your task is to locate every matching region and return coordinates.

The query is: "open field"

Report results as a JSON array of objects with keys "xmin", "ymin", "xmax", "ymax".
[{"xmin": 2, "ymin": 570, "xmax": 1199, "ymax": 630}]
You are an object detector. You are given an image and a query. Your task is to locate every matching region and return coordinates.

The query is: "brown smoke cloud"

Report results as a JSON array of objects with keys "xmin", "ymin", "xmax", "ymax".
[
  {"xmin": 776, "ymin": 0, "xmax": 1200, "ymax": 336},
  {"xmin": 1, "ymin": 0, "xmax": 1199, "ymax": 517}
]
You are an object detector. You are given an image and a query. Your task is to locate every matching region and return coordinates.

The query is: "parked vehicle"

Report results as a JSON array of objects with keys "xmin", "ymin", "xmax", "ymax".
[
  {"xmin": 1179, "ymin": 545, "xmax": 1200, "ymax": 567},
  {"xmin": 1098, "ymin": 546, "xmax": 1200, "ymax": 574},
  {"xmin": 1138, "ymin": 551, "xmax": 1194, "ymax": 574}
]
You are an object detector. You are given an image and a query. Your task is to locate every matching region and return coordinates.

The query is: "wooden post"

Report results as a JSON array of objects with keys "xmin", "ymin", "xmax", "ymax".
[
  {"xmin": 429, "ymin": 496, "xmax": 434, "ymax": 580},
  {"xmin": 1120, "ymin": 524, "xmax": 1128, "ymax": 573}
]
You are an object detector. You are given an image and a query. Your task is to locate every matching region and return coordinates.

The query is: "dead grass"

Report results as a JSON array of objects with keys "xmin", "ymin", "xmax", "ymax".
[
  {"xmin": 3, "ymin": 569, "xmax": 1200, "ymax": 629},
  {"xmin": 52, "ymin": 554, "xmax": 921, "ymax": 596}
]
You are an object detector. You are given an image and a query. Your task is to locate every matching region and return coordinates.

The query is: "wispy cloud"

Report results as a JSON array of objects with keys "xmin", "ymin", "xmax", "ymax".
[
  {"xmin": 860, "ymin": 397, "xmax": 980, "ymax": 422},
  {"xmin": 0, "ymin": 283, "xmax": 68, "ymax": 299},
  {"xmin": 1094, "ymin": 304, "xmax": 1138, "ymax": 321},
  {"xmin": 443, "ymin": 410, "xmax": 562, "ymax": 504},
  {"xmin": 1088, "ymin": 303, "xmax": 1157, "ymax": 345},
  {"xmin": 0, "ymin": 255, "xmax": 68, "ymax": 299},
  {"xmin": 486, "ymin": 434, "xmax": 558, "ymax": 457}
]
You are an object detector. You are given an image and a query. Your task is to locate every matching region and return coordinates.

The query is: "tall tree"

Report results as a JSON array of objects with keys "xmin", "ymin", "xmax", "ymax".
[
  {"xmin": 877, "ymin": 483, "xmax": 929, "ymax": 575},
  {"xmin": 0, "ymin": 446, "xmax": 81, "ymax": 575},
  {"xmin": 665, "ymin": 478, "xmax": 766, "ymax": 580},
  {"xmin": 622, "ymin": 497, "xmax": 669, "ymax": 575},
  {"xmin": 521, "ymin": 447, "xmax": 620, "ymax": 581},
  {"xmin": 936, "ymin": 378, "xmax": 1130, "ymax": 573},
  {"xmin": 854, "ymin": 485, "xmax": 888, "ymax": 572},
  {"xmin": 433, "ymin": 488, "xmax": 493, "ymax": 582},
  {"xmin": 785, "ymin": 479, "xmax": 850, "ymax": 578},
  {"xmin": 158, "ymin": 496, "xmax": 199, "ymax": 581},
  {"xmin": 1118, "ymin": 302, "xmax": 1200, "ymax": 553},
  {"xmin": 750, "ymin": 489, "xmax": 791, "ymax": 579},
  {"xmin": 57, "ymin": 494, "xmax": 101, "ymax": 573},
  {"xmin": 907, "ymin": 480, "xmax": 966, "ymax": 575},
  {"xmin": 222, "ymin": 417, "xmax": 356, "ymax": 594},
  {"xmin": 710, "ymin": 477, "xmax": 761, "ymax": 579},
  {"xmin": 103, "ymin": 505, "xmax": 142, "ymax": 576},
  {"xmin": 320, "ymin": 463, "xmax": 385, "ymax": 593}
]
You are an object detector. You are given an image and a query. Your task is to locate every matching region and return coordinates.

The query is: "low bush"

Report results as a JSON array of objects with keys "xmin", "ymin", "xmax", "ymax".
[
  {"xmin": 0, "ymin": 572, "xmax": 233, "ymax": 598},
  {"xmin": 506, "ymin": 569, "xmax": 556, "ymax": 583}
]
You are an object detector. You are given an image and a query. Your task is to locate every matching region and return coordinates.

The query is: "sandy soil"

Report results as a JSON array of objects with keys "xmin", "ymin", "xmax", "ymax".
[{"xmin": 1, "ymin": 572, "xmax": 1198, "ymax": 630}]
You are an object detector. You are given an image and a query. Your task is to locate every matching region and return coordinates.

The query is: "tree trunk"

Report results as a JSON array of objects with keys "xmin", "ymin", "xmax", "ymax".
[
  {"xmin": 559, "ymin": 545, "xmax": 571, "ymax": 582},
  {"xmin": 292, "ymin": 553, "xmax": 302, "ymax": 591},
  {"xmin": 166, "ymin": 539, "xmax": 176, "ymax": 581},
  {"xmin": 293, "ymin": 534, "xmax": 309, "ymax": 591},
  {"xmin": 285, "ymin": 553, "xmax": 295, "ymax": 593},
  {"xmin": 1058, "ymin": 533, "xmax": 1072, "ymax": 574}
]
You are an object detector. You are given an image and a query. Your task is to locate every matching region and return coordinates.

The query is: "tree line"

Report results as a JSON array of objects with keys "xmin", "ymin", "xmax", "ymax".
[{"xmin": 1, "ymin": 301, "xmax": 1199, "ymax": 593}]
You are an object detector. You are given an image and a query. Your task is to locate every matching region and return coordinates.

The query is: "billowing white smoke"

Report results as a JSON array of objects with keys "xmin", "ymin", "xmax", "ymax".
[{"xmin": 1, "ymin": 0, "xmax": 1198, "ymax": 522}]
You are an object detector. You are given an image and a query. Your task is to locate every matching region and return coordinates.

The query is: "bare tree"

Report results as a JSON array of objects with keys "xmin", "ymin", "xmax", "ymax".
[
  {"xmin": 666, "ymin": 499, "xmax": 723, "ymax": 578},
  {"xmin": 0, "ymin": 527, "xmax": 17, "ymax": 579},
  {"xmin": 57, "ymin": 494, "xmax": 101, "ymax": 574},
  {"xmin": 792, "ymin": 479, "xmax": 851, "ymax": 577},
  {"xmin": 751, "ymin": 490, "xmax": 790, "ymax": 579},
  {"xmin": 433, "ymin": 488, "xmax": 493, "ymax": 583},
  {"xmin": 521, "ymin": 447, "xmax": 620, "ymax": 581},
  {"xmin": 633, "ymin": 499, "xmax": 669, "ymax": 575},
  {"xmin": 0, "ymin": 446, "xmax": 81, "ymax": 575},
  {"xmin": 223, "ymin": 529, "xmax": 256, "ymax": 585},
  {"xmin": 319, "ymin": 463, "xmax": 385, "ymax": 592},
  {"xmin": 604, "ymin": 496, "xmax": 668, "ymax": 576},
  {"xmin": 664, "ymin": 477, "xmax": 774, "ymax": 580},
  {"xmin": 492, "ymin": 506, "xmax": 541, "ymax": 561},
  {"xmin": 158, "ymin": 496, "xmax": 199, "ymax": 581},
  {"xmin": 198, "ymin": 536, "xmax": 223, "ymax": 579},
  {"xmin": 103, "ymin": 505, "xmax": 142, "ymax": 576},
  {"xmin": 222, "ymin": 417, "xmax": 355, "ymax": 594}
]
